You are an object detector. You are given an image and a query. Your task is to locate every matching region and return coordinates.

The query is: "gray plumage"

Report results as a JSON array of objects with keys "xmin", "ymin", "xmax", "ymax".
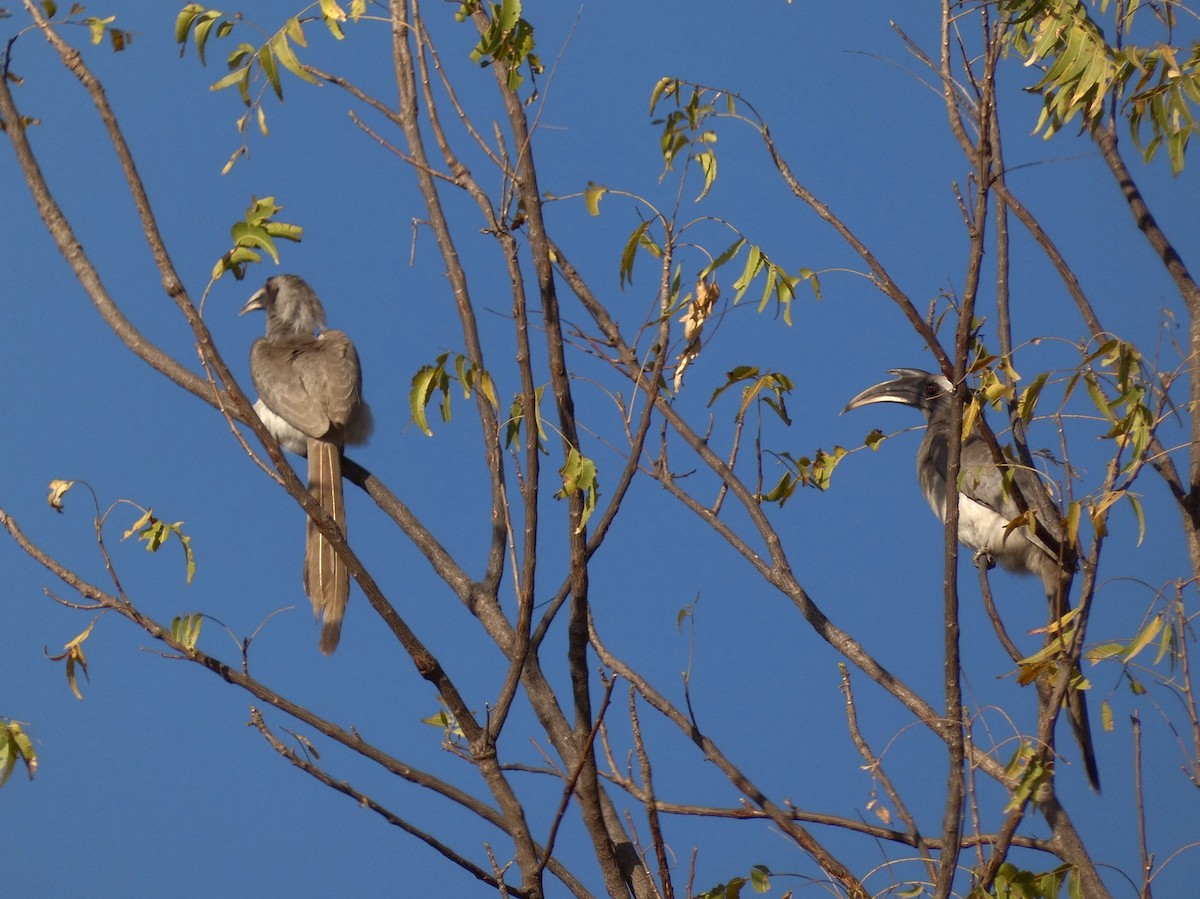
[
  {"xmin": 241, "ymin": 275, "xmax": 372, "ymax": 654},
  {"xmin": 845, "ymin": 368, "xmax": 1099, "ymax": 790}
]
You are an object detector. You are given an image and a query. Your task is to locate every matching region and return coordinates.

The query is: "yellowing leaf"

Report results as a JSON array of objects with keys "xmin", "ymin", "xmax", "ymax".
[
  {"xmin": 410, "ymin": 363, "xmax": 442, "ymax": 437},
  {"xmin": 1064, "ymin": 500, "xmax": 1081, "ymax": 550},
  {"xmin": 618, "ymin": 221, "xmax": 650, "ymax": 288},
  {"xmin": 0, "ymin": 720, "xmax": 38, "ymax": 788},
  {"xmin": 584, "ymin": 181, "xmax": 606, "ymax": 216},
  {"xmin": 961, "ymin": 396, "xmax": 981, "ymax": 441},
  {"xmin": 47, "ymin": 479, "xmax": 75, "ymax": 512},
  {"xmin": 269, "ymin": 28, "xmax": 320, "ymax": 85},
  {"xmin": 649, "ymin": 77, "xmax": 678, "ymax": 114},
  {"xmin": 1121, "ymin": 614, "xmax": 1164, "ymax": 664},
  {"xmin": 84, "ymin": 15, "xmax": 114, "ymax": 46},
  {"xmin": 122, "ymin": 506, "xmax": 154, "ymax": 540},
  {"xmin": 48, "ymin": 618, "xmax": 99, "ymax": 701},
  {"xmin": 674, "ymin": 278, "xmax": 719, "ymax": 392},
  {"xmin": 319, "ymin": 0, "xmax": 347, "ymax": 22},
  {"xmin": 175, "ymin": 4, "xmax": 205, "ymax": 45},
  {"xmin": 171, "ymin": 613, "xmax": 204, "ymax": 650}
]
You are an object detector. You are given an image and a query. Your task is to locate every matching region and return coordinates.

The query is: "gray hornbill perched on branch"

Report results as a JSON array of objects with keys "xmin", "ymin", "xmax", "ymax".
[
  {"xmin": 844, "ymin": 368, "xmax": 1100, "ymax": 791},
  {"xmin": 241, "ymin": 275, "xmax": 373, "ymax": 654}
]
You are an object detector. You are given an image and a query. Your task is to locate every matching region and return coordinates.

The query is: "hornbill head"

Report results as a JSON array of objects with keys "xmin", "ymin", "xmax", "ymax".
[
  {"xmin": 239, "ymin": 274, "xmax": 327, "ymax": 338},
  {"xmin": 842, "ymin": 369, "xmax": 954, "ymax": 421}
]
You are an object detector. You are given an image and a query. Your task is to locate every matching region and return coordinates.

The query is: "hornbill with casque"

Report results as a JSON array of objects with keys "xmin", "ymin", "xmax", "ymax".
[{"xmin": 844, "ymin": 368, "xmax": 1100, "ymax": 791}]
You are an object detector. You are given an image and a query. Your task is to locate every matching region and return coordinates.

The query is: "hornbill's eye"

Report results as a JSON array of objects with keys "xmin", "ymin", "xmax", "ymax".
[{"xmin": 924, "ymin": 382, "xmax": 941, "ymax": 398}]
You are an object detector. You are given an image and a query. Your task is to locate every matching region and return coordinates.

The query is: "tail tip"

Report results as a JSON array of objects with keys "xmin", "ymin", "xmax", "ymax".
[{"xmin": 319, "ymin": 619, "xmax": 342, "ymax": 655}]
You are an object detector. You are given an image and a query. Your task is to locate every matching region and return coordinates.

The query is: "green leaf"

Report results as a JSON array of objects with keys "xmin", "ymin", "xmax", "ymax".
[
  {"xmin": 257, "ymin": 42, "xmax": 282, "ymax": 100},
  {"xmin": 321, "ymin": 11, "xmax": 346, "ymax": 40},
  {"xmin": 453, "ymin": 354, "xmax": 468, "ymax": 396},
  {"xmin": 1121, "ymin": 614, "xmax": 1164, "ymax": 663},
  {"xmin": 498, "ymin": 0, "xmax": 521, "ymax": 34},
  {"xmin": 1083, "ymin": 373, "xmax": 1116, "ymax": 423},
  {"xmin": 285, "ymin": 15, "xmax": 307, "ymax": 46},
  {"xmin": 1154, "ymin": 615, "xmax": 1175, "ymax": 665},
  {"xmin": 476, "ymin": 370, "xmax": 499, "ymax": 410},
  {"xmin": 1126, "ymin": 493, "xmax": 1146, "ymax": 546},
  {"xmin": 1017, "ymin": 371, "xmax": 1049, "ymax": 422},
  {"xmin": 731, "ymin": 244, "xmax": 762, "ymax": 304},
  {"xmin": 759, "ymin": 471, "xmax": 797, "ymax": 506},
  {"xmin": 231, "ymin": 222, "xmax": 280, "ymax": 263},
  {"xmin": 1065, "ymin": 500, "xmax": 1081, "ymax": 550},
  {"xmin": 0, "ymin": 721, "xmax": 37, "ymax": 788},
  {"xmin": 410, "ymin": 362, "xmax": 443, "ymax": 437},
  {"xmin": 708, "ymin": 365, "xmax": 759, "ymax": 407},
  {"xmin": 0, "ymin": 732, "xmax": 12, "ymax": 789},
  {"xmin": 799, "ymin": 266, "xmax": 821, "ymax": 301},
  {"xmin": 506, "ymin": 385, "xmax": 547, "ymax": 450},
  {"xmin": 619, "ymin": 221, "xmax": 650, "ymax": 289},
  {"xmin": 226, "ymin": 244, "xmax": 261, "ymax": 268},
  {"xmin": 210, "ymin": 65, "xmax": 249, "ymax": 94},
  {"xmin": 750, "ymin": 865, "xmax": 771, "ymax": 893},
  {"xmin": 178, "ymin": 531, "xmax": 196, "ymax": 585},
  {"xmin": 649, "ymin": 76, "xmax": 677, "ymax": 114},
  {"xmin": 694, "ymin": 147, "xmax": 717, "ymax": 200},
  {"xmin": 697, "ymin": 238, "xmax": 746, "ymax": 282},
  {"xmin": 558, "ymin": 447, "xmax": 599, "ymax": 531},
  {"xmin": 171, "ymin": 613, "xmax": 204, "ymax": 650},
  {"xmin": 194, "ymin": 11, "xmax": 224, "ymax": 66},
  {"xmin": 269, "ymin": 28, "xmax": 320, "ymax": 86},
  {"xmin": 175, "ymin": 3, "xmax": 206, "ymax": 46},
  {"xmin": 262, "ymin": 220, "xmax": 302, "ymax": 243},
  {"xmin": 319, "ymin": 0, "xmax": 348, "ymax": 22}
]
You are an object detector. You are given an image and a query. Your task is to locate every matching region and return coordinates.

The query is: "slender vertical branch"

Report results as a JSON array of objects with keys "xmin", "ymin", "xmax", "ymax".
[
  {"xmin": 390, "ymin": 4, "xmax": 543, "ymax": 894},
  {"xmin": 1132, "ymin": 710, "xmax": 1154, "ymax": 899},
  {"xmin": 1093, "ymin": 123, "xmax": 1200, "ymax": 582},
  {"xmin": 629, "ymin": 691, "xmax": 674, "ymax": 899},
  {"xmin": 839, "ymin": 664, "xmax": 935, "ymax": 880},
  {"xmin": 389, "ymin": 0, "xmax": 511, "ymax": 605}
]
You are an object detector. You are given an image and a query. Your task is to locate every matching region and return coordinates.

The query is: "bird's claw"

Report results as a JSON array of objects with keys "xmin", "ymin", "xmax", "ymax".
[{"xmin": 973, "ymin": 550, "xmax": 995, "ymax": 571}]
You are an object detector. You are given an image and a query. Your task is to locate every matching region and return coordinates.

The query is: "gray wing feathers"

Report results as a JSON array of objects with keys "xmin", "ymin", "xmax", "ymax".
[
  {"xmin": 250, "ymin": 330, "xmax": 363, "ymax": 443},
  {"xmin": 249, "ymin": 329, "xmax": 360, "ymax": 654},
  {"xmin": 920, "ymin": 429, "xmax": 1059, "ymax": 590}
]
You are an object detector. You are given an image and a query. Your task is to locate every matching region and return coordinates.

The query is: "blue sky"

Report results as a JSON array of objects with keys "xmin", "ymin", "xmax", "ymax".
[{"xmin": 2, "ymin": 2, "xmax": 1198, "ymax": 896}]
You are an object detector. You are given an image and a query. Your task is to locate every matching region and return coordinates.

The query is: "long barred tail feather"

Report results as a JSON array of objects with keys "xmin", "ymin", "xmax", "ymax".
[{"xmin": 305, "ymin": 437, "xmax": 349, "ymax": 655}]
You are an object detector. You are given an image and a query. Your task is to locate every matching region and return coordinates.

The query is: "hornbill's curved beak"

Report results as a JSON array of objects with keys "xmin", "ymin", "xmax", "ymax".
[
  {"xmin": 239, "ymin": 286, "xmax": 268, "ymax": 316},
  {"xmin": 842, "ymin": 368, "xmax": 938, "ymax": 414}
]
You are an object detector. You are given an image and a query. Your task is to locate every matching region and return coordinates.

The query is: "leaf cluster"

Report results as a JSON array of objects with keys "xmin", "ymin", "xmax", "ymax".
[
  {"xmin": 33, "ymin": 2, "xmax": 133, "ymax": 52},
  {"xmin": 462, "ymin": 0, "xmax": 542, "ymax": 92},
  {"xmin": 123, "ymin": 506, "xmax": 197, "ymax": 586},
  {"xmin": 212, "ymin": 196, "xmax": 303, "ymax": 280},
  {"xmin": 0, "ymin": 720, "xmax": 37, "ymax": 788},
  {"xmin": 409, "ymin": 351, "xmax": 499, "ymax": 437},
  {"xmin": 1006, "ymin": 0, "xmax": 1200, "ymax": 173}
]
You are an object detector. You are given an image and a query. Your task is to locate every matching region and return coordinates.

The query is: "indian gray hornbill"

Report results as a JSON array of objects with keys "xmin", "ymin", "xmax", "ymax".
[
  {"xmin": 844, "ymin": 368, "xmax": 1099, "ymax": 790},
  {"xmin": 241, "ymin": 275, "xmax": 373, "ymax": 654}
]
